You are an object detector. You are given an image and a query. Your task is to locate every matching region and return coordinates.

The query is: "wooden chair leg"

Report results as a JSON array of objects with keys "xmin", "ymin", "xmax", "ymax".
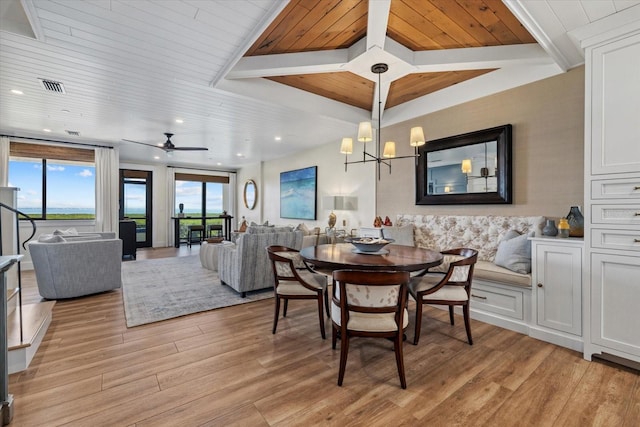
[
  {"xmin": 283, "ymin": 299, "xmax": 288, "ymax": 317},
  {"xmin": 332, "ymin": 325, "xmax": 338, "ymax": 349},
  {"xmin": 463, "ymin": 303, "xmax": 473, "ymax": 345},
  {"xmin": 317, "ymin": 295, "xmax": 326, "ymax": 339},
  {"xmin": 337, "ymin": 329, "xmax": 349, "ymax": 386},
  {"xmin": 413, "ymin": 299, "xmax": 423, "ymax": 345},
  {"xmin": 324, "ymin": 289, "xmax": 330, "ymax": 317},
  {"xmin": 394, "ymin": 331, "xmax": 407, "ymax": 389},
  {"xmin": 449, "ymin": 306, "xmax": 455, "ymax": 325},
  {"xmin": 272, "ymin": 296, "xmax": 280, "ymax": 334}
]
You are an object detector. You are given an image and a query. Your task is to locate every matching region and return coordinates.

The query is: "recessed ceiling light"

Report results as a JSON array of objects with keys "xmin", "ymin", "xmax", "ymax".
[
  {"xmin": 216, "ymin": 162, "xmax": 222, "ymax": 166},
  {"xmin": 236, "ymin": 153, "xmax": 243, "ymax": 157},
  {"xmin": 11, "ymin": 89, "xmax": 23, "ymax": 95},
  {"xmin": 275, "ymin": 136, "xmax": 281, "ymax": 141},
  {"xmin": 153, "ymin": 156, "xmax": 160, "ymax": 160},
  {"xmin": 43, "ymin": 128, "xmax": 51, "ymax": 132},
  {"xmin": 175, "ymin": 118, "xmax": 184, "ymax": 124}
]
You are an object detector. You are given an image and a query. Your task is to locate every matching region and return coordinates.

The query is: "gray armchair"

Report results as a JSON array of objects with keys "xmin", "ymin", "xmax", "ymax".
[
  {"xmin": 218, "ymin": 227, "xmax": 303, "ymax": 297},
  {"xmin": 28, "ymin": 232, "xmax": 122, "ymax": 299}
]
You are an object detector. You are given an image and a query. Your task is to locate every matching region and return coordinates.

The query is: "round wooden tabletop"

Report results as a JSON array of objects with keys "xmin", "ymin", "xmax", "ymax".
[{"xmin": 300, "ymin": 243, "xmax": 443, "ymax": 272}]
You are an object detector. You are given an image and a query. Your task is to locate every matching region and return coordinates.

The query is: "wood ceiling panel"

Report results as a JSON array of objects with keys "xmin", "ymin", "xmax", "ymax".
[
  {"xmin": 267, "ymin": 72, "xmax": 373, "ymax": 110},
  {"xmin": 386, "ymin": 69, "xmax": 495, "ymax": 108},
  {"xmin": 246, "ymin": 0, "xmax": 367, "ymax": 56}
]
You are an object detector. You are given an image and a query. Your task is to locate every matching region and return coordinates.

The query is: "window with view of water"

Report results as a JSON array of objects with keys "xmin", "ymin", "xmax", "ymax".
[
  {"xmin": 8, "ymin": 157, "xmax": 96, "ymax": 220},
  {"xmin": 174, "ymin": 180, "xmax": 223, "ymax": 216}
]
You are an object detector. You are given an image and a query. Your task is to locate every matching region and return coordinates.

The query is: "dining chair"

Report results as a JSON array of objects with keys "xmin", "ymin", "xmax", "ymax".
[
  {"xmin": 331, "ymin": 269, "xmax": 410, "ymax": 389},
  {"xmin": 409, "ymin": 248, "xmax": 479, "ymax": 345},
  {"xmin": 267, "ymin": 245, "xmax": 329, "ymax": 339}
]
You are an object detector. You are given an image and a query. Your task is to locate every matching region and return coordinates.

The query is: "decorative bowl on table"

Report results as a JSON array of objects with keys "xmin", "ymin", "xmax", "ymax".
[{"xmin": 345, "ymin": 237, "xmax": 394, "ymax": 254}]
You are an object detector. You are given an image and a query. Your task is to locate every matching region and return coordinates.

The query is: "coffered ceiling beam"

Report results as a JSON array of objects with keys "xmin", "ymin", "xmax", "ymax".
[
  {"xmin": 412, "ymin": 44, "xmax": 554, "ymax": 72},
  {"xmin": 366, "ymin": 0, "xmax": 391, "ymax": 50},
  {"xmin": 226, "ymin": 49, "xmax": 350, "ymax": 79}
]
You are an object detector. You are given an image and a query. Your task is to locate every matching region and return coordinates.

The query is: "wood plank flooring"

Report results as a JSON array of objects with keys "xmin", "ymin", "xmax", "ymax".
[{"xmin": 9, "ymin": 246, "xmax": 639, "ymax": 426}]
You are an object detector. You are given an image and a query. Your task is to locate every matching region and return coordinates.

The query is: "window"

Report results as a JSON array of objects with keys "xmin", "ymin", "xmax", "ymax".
[
  {"xmin": 174, "ymin": 172, "xmax": 228, "ymax": 240},
  {"xmin": 8, "ymin": 142, "xmax": 96, "ymax": 220}
]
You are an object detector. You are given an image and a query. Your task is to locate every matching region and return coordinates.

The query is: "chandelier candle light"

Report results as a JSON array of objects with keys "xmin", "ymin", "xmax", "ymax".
[{"xmin": 340, "ymin": 63, "xmax": 426, "ymax": 179}]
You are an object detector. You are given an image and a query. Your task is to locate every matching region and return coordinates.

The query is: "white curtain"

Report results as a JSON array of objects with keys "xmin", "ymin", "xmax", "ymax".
[
  {"xmin": 166, "ymin": 168, "xmax": 176, "ymax": 247},
  {"xmin": 0, "ymin": 136, "xmax": 9, "ymax": 187},
  {"xmin": 95, "ymin": 147, "xmax": 119, "ymax": 232},
  {"xmin": 228, "ymin": 172, "xmax": 237, "ymax": 220}
]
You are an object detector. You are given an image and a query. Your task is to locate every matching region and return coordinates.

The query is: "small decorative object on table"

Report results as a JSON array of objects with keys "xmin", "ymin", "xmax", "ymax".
[
  {"xmin": 178, "ymin": 203, "xmax": 185, "ymax": 218},
  {"xmin": 345, "ymin": 236, "xmax": 394, "ymax": 254},
  {"xmin": 566, "ymin": 206, "xmax": 584, "ymax": 237},
  {"xmin": 373, "ymin": 216, "xmax": 383, "ymax": 227},
  {"xmin": 557, "ymin": 218, "xmax": 570, "ymax": 238},
  {"xmin": 542, "ymin": 219, "xmax": 558, "ymax": 236},
  {"xmin": 384, "ymin": 216, "xmax": 393, "ymax": 226}
]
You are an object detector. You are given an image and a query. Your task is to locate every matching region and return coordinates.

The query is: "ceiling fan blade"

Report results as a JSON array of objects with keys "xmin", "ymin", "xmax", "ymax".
[
  {"xmin": 172, "ymin": 147, "xmax": 208, "ymax": 151},
  {"xmin": 122, "ymin": 139, "xmax": 164, "ymax": 150}
]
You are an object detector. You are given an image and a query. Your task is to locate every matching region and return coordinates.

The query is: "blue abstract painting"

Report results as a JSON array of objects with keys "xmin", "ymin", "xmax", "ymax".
[{"xmin": 280, "ymin": 166, "xmax": 317, "ymax": 220}]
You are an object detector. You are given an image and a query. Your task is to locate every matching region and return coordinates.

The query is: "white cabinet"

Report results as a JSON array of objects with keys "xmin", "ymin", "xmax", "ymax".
[
  {"xmin": 589, "ymin": 253, "xmax": 640, "ymax": 358},
  {"xmin": 575, "ymin": 7, "xmax": 640, "ymax": 366},
  {"xmin": 530, "ymin": 238, "xmax": 583, "ymax": 352}
]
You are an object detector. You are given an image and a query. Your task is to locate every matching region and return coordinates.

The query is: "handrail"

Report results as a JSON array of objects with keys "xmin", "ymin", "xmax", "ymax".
[
  {"xmin": 0, "ymin": 202, "xmax": 37, "ymax": 251},
  {"xmin": 0, "ymin": 202, "xmax": 36, "ymax": 347}
]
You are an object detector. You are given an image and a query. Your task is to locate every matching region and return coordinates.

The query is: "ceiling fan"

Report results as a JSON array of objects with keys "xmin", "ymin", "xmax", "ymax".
[{"xmin": 122, "ymin": 133, "xmax": 208, "ymax": 152}]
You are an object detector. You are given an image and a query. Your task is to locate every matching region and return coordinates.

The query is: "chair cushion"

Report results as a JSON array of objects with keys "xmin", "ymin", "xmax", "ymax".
[
  {"xmin": 408, "ymin": 274, "xmax": 469, "ymax": 301},
  {"xmin": 331, "ymin": 301, "xmax": 409, "ymax": 332},
  {"xmin": 276, "ymin": 270, "xmax": 326, "ymax": 296}
]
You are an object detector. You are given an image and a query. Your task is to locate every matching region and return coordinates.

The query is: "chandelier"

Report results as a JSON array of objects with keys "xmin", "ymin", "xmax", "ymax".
[{"xmin": 340, "ymin": 63, "xmax": 426, "ymax": 179}]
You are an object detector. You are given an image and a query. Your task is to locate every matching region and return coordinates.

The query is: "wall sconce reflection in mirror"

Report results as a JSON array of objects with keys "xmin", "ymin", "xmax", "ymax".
[{"xmin": 416, "ymin": 125, "xmax": 512, "ymax": 205}]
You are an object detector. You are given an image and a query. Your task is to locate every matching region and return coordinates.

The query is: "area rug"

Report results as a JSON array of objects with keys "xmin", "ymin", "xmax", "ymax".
[{"xmin": 121, "ymin": 255, "xmax": 273, "ymax": 327}]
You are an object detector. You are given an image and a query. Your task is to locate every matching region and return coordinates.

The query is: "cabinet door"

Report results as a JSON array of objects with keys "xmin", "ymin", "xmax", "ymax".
[
  {"xmin": 591, "ymin": 33, "xmax": 640, "ymax": 175},
  {"xmin": 535, "ymin": 244, "xmax": 582, "ymax": 335},
  {"xmin": 591, "ymin": 253, "xmax": 640, "ymax": 356}
]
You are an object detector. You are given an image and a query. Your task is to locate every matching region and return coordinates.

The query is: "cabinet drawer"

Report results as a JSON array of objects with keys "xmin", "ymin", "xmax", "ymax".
[
  {"xmin": 592, "ymin": 204, "xmax": 640, "ymax": 225},
  {"xmin": 592, "ymin": 177, "xmax": 640, "ymax": 199},
  {"xmin": 592, "ymin": 228, "xmax": 640, "ymax": 252},
  {"xmin": 470, "ymin": 281, "xmax": 524, "ymax": 320}
]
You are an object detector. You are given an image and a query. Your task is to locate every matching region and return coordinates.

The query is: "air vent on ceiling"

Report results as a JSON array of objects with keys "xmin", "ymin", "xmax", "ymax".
[
  {"xmin": 65, "ymin": 130, "xmax": 80, "ymax": 136},
  {"xmin": 38, "ymin": 78, "xmax": 66, "ymax": 94}
]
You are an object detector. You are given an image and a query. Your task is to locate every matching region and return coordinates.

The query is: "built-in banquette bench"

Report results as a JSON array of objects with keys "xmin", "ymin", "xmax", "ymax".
[{"xmin": 393, "ymin": 214, "xmax": 545, "ymax": 334}]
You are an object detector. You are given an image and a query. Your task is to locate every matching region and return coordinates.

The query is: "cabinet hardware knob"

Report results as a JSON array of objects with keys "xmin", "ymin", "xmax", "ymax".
[
  {"xmin": 471, "ymin": 294, "xmax": 487, "ymax": 300},
  {"xmin": 537, "ymin": 283, "xmax": 543, "ymax": 288}
]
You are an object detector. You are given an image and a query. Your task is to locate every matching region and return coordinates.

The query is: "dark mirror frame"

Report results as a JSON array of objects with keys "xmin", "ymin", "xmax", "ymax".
[{"xmin": 416, "ymin": 124, "xmax": 512, "ymax": 205}]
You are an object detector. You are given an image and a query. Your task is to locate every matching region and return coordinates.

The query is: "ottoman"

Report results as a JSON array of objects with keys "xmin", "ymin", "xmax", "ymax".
[{"xmin": 200, "ymin": 240, "xmax": 234, "ymax": 271}]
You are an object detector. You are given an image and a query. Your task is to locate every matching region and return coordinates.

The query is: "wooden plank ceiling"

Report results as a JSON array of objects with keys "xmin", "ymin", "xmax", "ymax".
[{"xmin": 244, "ymin": 0, "xmax": 536, "ymax": 111}]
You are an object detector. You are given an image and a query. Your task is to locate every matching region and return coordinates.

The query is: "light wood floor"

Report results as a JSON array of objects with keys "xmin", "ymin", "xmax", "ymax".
[{"xmin": 9, "ymin": 246, "xmax": 640, "ymax": 426}]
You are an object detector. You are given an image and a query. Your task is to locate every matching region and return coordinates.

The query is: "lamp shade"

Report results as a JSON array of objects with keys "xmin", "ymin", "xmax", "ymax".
[
  {"xmin": 383, "ymin": 141, "xmax": 396, "ymax": 158},
  {"xmin": 410, "ymin": 126, "xmax": 425, "ymax": 147},
  {"xmin": 323, "ymin": 196, "xmax": 357, "ymax": 211},
  {"xmin": 340, "ymin": 137, "xmax": 353, "ymax": 154},
  {"xmin": 357, "ymin": 121, "xmax": 373, "ymax": 142},
  {"xmin": 461, "ymin": 159, "xmax": 472, "ymax": 174}
]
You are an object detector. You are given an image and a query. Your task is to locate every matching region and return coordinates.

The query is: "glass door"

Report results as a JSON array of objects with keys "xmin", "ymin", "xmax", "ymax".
[{"xmin": 119, "ymin": 170, "xmax": 152, "ymax": 248}]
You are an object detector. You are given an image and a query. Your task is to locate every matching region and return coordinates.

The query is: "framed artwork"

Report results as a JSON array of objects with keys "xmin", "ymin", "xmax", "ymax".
[{"xmin": 280, "ymin": 166, "xmax": 317, "ymax": 220}]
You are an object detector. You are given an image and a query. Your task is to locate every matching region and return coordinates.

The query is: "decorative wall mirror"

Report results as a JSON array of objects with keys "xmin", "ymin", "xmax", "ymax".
[
  {"xmin": 416, "ymin": 124, "xmax": 512, "ymax": 205},
  {"xmin": 243, "ymin": 179, "xmax": 257, "ymax": 210}
]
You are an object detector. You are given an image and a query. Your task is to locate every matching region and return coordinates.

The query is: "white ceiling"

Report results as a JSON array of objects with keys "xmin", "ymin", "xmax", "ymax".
[{"xmin": 1, "ymin": 0, "xmax": 638, "ymax": 170}]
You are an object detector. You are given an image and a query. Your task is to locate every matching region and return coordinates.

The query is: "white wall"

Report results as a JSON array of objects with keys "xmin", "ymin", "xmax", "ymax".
[{"xmin": 239, "ymin": 140, "xmax": 376, "ymax": 233}]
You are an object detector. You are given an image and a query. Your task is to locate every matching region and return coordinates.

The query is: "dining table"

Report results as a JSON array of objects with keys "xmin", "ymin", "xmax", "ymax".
[{"xmin": 299, "ymin": 243, "xmax": 443, "ymax": 274}]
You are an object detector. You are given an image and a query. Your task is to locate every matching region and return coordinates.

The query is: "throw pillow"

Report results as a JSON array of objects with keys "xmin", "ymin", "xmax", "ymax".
[
  {"xmin": 37, "ymin": 234, "xmax": 65, "ymax": 243},
  {"xmin": 381, "ymin": 224, "xmax": 413, "ymax": 246},
  {"xmin": 296, "ymin": 223, "xmax": 311, "ymax": 235},
  {"xmin": 494, "ymin": 230, "xmax": 535, "ymax": 274},
  {"xmin": 53, "ymin": 227, "xmax": 79, "ymax": 236}
]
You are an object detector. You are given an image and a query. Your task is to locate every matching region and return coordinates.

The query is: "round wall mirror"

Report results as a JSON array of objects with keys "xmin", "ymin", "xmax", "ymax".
[{"xmin": 243, "ymin": 179, "xmax": 257, "ymax": 210}]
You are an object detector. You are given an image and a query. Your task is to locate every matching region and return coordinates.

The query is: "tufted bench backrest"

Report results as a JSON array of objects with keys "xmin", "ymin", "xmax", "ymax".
[{"xmin": 396, "ymin": 214, "xmax": 544, "ymax": 262}]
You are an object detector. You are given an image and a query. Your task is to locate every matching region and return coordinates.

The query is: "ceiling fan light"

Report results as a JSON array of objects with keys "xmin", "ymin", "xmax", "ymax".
[
  {"xmin": 357, "ymin": 122, "xmax": 373, "ymax": 142},
  {"xmin": 410, "ymin": 126, "xmax": 425, "ymax": 147}
]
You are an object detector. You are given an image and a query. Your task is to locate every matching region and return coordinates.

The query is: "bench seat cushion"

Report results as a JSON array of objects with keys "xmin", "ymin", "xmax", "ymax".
[{"xmin": 474, "ymin": 261, "xmax": 531, "ymax": 288}]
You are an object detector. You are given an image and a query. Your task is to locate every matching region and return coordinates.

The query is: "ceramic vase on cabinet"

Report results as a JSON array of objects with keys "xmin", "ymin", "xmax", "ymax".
[
  {"xmin": 542, "ymin": 219, "xmax": 558, "ymax": 236},
  {"xmin": 566, "ymin": 206, "xmax": 584, "ymax": 237}
]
